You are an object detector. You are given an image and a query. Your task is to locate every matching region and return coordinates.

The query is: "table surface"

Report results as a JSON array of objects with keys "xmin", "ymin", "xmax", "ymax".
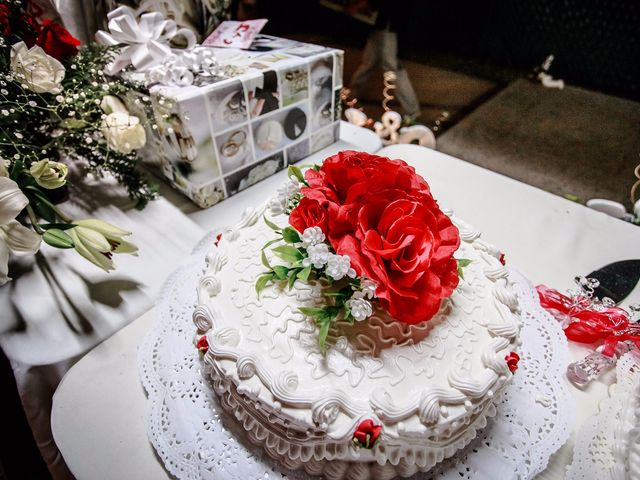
[{"xmin": 52, "ymin": 143, "xmax": 640, "ymax": 480}]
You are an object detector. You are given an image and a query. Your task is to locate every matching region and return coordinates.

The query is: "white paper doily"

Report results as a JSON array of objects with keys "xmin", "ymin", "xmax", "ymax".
[
  {"xmin": 139, "ymin": 233, "xmax": 575, "ymax": 480},
  {"xmin": 566, "ymin": 351, "xmax": 640, "ymax": 480}
]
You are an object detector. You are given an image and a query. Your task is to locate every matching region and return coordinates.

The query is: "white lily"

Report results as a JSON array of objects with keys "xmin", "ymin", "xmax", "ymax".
[
  {"xmin": 67, "ymin": 219, "xmax": 137, "ymax": 272},
  {"xmin": 0, "ymin": 177, "xmax": 42, "ymax": 285}
]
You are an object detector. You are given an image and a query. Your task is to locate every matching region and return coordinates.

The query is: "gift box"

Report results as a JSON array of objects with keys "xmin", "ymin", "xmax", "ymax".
[{"xmin": 123, "ymin": 35, "xmax": 343, "ymax": 208}]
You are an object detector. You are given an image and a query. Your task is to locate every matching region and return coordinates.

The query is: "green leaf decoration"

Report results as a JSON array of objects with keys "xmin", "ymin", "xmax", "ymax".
[
  {"xmin": 261, "ymin": 238, "xmax": 281, "ymax": 251},
  {"xmin": 456, "ymin": 258, "xmax": 472, "ymax": 279},
  {"xmin": 42, "ymin": 229, "xmax": 74, "ymax": 249},
  {"xmin": 287, "ymin": 165, "xmax": 305, "ymax": 184},
  {"xmin": 273, "ymin": 265, "xmax": 289, "ymax": 280},
  {"xmin": 282, "ymin": 227, "xmax": 301, "ymax": 244},
  {"xmin": 297, "ymin": 266, "xmax": 312, "ymax": 281},
  {"xmin": 299, "ymin": 307, "xmax": 327, "ymax": 317},
  {"xmin": 261, "ymin": 249, "xmax": 271, "ymax": 269},
  {"xmin": 263, "ymin": 215, "xmax": 281, "ymax": 232},
  {"xmin": 272, "ymin": 245, "xmax": 303, "ymax": 263},
  {"xmin": 317, "ymin": 317, "xmax": 331, "ymax": 349},
  {"xmin": 313, "ymin": 164, "xmax": 321, "ymax": 171},
  {"xmin": 287, "ymin": 269, "xmax": 299, "ymax": 290},
  {"xmin": 255, "ymin": 273, "xmax": 274, "ymax": 295}
]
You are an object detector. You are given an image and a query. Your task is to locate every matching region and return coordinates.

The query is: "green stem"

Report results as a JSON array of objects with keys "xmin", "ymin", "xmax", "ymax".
[
  {"xmin": 26, "ymin": 205, "xmax": 44, "ymax": 234},
  {"xmin": 24, "ymin": 186, "xmax": 73, "ymax": 223}
]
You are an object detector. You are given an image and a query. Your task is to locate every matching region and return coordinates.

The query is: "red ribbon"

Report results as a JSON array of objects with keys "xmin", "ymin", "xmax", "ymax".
[{"xmin": 536, "ymin": 285, "xmax": 638, "ymax": 357}]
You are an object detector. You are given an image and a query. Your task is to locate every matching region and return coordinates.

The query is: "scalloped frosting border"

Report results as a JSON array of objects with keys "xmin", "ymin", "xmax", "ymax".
[{"xmin": 193, "ymin": 203, "xmax": 522, "ymax": 470}]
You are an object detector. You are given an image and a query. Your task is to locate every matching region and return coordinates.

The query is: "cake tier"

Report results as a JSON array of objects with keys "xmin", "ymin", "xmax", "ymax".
[{"xmin": 193, "ymin": 204, "xmax": 521, "ymax": 479}]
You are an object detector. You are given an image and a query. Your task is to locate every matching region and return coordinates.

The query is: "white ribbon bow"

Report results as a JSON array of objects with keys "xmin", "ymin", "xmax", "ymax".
[{"xmin": 96, "ymin": 6, "xmax": 196, "ymax": 75}]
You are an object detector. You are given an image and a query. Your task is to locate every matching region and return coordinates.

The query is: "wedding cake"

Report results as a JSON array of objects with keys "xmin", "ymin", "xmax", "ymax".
[{"xmin": 193, "ymin": 151, "xmax": 522, "ymax": 479}]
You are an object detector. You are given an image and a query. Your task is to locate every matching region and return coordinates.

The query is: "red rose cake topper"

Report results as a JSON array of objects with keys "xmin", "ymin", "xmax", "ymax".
[{"xmin": 257, "ymin": 151, "xmax": 463, "ymax": 346}]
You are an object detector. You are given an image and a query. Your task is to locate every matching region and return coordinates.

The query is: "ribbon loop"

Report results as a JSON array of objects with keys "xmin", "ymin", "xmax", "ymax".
[{"xmin": 96, "ymin": 6, "xmax": 196, "ymax": 75}]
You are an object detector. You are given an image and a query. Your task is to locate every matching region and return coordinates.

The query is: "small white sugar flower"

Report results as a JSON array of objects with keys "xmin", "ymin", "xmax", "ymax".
[
  {"xmin": 326, "ymin": 254, "xmax": 356, "ymax": 280},
  {"xmin": 268, "ymin": 179, "xmax": 300, "ymax": 215},
  {"xmin": 303, "ymin": 243, "xmax": 330, "ymax": 269},
  {"xmin": 301, "ymin": 226, "xmax": 325, "ymax": 247},
  {"xmin": 346, "ymin": 292, "xmax": 373, "ymax": 322},
  {"xmin": 268, "ymin": 195, "xmax": 285, "ymax": 215},
  {"xmin": 360, "ymin": 278, "xmax": 377, "ymax": 299}
]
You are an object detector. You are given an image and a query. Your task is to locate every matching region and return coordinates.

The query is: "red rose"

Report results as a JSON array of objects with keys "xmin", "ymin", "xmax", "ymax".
[
  {"xmin": 303, "ymin": 151, "xmax": 432, "ymax": 241},
  {"xmin": 505, "ymin": 352, "xmax": 520, "ymax": 373},
  {"xmin": 499, "ymin": 253, "xmax": 506, "ymax": 265},
  {"xmin": 0, "ymin": 5, "xmax": 11, "ymax": 36},
  {"xmin": 36, "ymin": 19, "xmax": 80, "ymax": 60},
  {"xmin": 196, "ymin": 335, "xmax": 209, "ymax": 354},
  {"xmin": 292, "ymin": 151, "xmax": 460, "ymax": 325},
  {"xmin": 288, "ymin": 197, "xmax": 328, "ymax": 233},
  {"xmin": 352, "ymin": 419, "xmax": 382, "ymax": 449}
]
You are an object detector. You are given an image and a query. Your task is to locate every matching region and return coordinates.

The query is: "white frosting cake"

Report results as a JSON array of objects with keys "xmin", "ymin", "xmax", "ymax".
[{"xmin": 193, "ymin": 202, "xmax": 522, "ymax": 479}]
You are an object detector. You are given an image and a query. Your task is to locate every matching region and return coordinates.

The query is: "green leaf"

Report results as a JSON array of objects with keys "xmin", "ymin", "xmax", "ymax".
[
  {"xmin": 39, "ymin": 223, "xmax": 75, "ymax": 231},
  {"xmin": 299, "ymin": 307, "xmax": 327, "ymax": 318},
  {"xmin": 255, "ymin": 273, "xmax": 274, "ymax": 295},
  {"xmin": 261, "ymin": 237, "xmax": 281, "ymax": 251},
  {"xmin": 272, "ymin": 245, "xmax": 303, "ymax": 263},
  {"xmin": 317, "ymin": 317, "xmax": 331, "ymax": 349},
  {"xmin": 263, "ymin": 215, "xmax": 281, "ymax": 232},
  {"xmin": 282, "ymin": 227, "xmax": 301, "ymax": 244},
  {"xmin": 297, "ymin": 266, "xmax": 312, "ymax": 281},
  {"xmin": 31, "ymin": 198, "xmax": 56, "ymax": 223},
  {"xmin": 287, "ymin": 165, "xmax": 305, "ymax": 184},
  {"xmin": 273, "ymin": 265, "xmax": 289, "ymax": 280},
  {"xmin": 457, "ymin": 258, "xmax": 472, "ymax": 279},
  {"xmin": 313, "ymin": 164, "xmax": 321, "ymax": 171},
  {"xmin": 287, "ymin": 269, "xmax": 299, "ymax": 290},
  {"xmin": 42, "ymin": 229, "xmax": 74, "ymax": 249},
  {"xmin": 261, "ymin": 249, "xmax": 271, "ymax": 269}
]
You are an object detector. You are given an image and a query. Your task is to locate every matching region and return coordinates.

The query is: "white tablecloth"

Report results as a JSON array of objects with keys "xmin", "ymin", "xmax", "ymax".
[{"xmin": 51, "ymin": 144, "xmax": 640, "ymax": 479}]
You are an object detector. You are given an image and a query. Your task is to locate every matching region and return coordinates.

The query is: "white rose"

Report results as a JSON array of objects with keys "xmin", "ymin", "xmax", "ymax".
[
  {"xmin": 101, "ymin": 112, "xmax": 146, "ymax": 154},
  {"xmin": 10, "ymin": 41, "xmax": 65, "ymax": 94},
  {"xmin": 100, "ymin": 95, "xmax": 128, "ymax": 115}
]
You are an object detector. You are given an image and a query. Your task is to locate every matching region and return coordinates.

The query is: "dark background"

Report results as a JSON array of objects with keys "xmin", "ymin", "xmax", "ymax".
[{"xmin": 259, "ymin": 0, "xmax": 640, "ymax": 101}]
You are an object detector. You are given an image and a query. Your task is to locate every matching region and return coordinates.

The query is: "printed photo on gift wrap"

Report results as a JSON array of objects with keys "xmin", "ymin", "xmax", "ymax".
[
  {"xmin": 286, "ymin": 138, "xmax": 311, "ymax": 165},
  {"xmin": 215, "ymin": 125, "xmax": 253, "ymax": 175},
  {"xmin": 152, "ymin": 93, "xmax": 221, "ymax": 187},
  {"xmin": 333, "ymin": 88, "xmax": 342, "ymax": 122},
  {"xmin": 191, "ymin": 178, "xmax": 226, "ymax": 208},
  {"xmin": 251, "ymin": 104, "xmax": 309, "ymax": 159},
  {"xmin": 310, "ymin": 55, "xmax": 334, "ymax": 130},
  {"xmin": 333, "ymin": 51, "xmax": 344, "ymax": 89},
  {"xmin": 311, "ymin": 124, "xmax": 336, "ymax": 152},
  {"xmin": 206, "ymin": 79, "xmax": 248, "ymax": 133},
  {"xmin": 224, "ymin": 151, "xmax": 285, "ymax": 195},
  {"xmin": 284, "ymin": 42, "xmax": 332, "ymax": 58},
  {"xmin": 280, "ymin": 66, "xmax": 309, "ymax": 107},
  {"xmin": 247, "ymin": 34, "xmax": 298, "ymax": 52},
  {"xmin": 244, "ymin": 70, "xmax": 280, "ymax": 118}
]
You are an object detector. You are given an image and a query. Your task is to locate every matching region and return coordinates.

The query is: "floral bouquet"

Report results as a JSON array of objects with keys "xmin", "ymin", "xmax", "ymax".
[
  {"xmin": 0, "ymin": 1, "xmax": 157, "ymax": 285},
  {"xmin": 257, "ymin": 150, "xmax": 466, "ymax": 346}
]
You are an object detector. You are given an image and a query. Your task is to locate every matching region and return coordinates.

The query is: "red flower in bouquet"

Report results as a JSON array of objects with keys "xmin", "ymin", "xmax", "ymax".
[
  {"xmin": 36, "ymin": 19, "xmax": 80, "ymax": 60},
  {"xmin": 352, "ymin": 419, "xmax": 382, "ymax": 449},
  {"xmin": 0, "ymin": 5, "xmax": 12, "ymax": 36},
  {"xmin": 288, "ymin": 196, "xmax": 328, "ymax": 233},
  {"xmin": 292, "ymin": 151, "xmax": 460, "ymax": 324}
]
